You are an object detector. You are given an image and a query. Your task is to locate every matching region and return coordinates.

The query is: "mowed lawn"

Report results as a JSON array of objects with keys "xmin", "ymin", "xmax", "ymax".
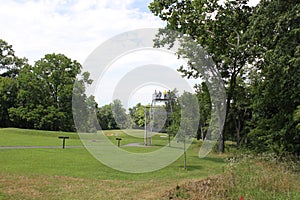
[{"xmin": 0, "ymin": 128, "xmax": 226, "ymax": 200}]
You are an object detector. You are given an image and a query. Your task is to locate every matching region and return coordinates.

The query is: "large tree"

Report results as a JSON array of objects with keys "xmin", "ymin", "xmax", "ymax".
[
  {"xmin": 9, "ymin": 53, "xmax": 83, "ymax": 131},
  {"xmin": 149, "ymin": 0, "xmax": 253, "ymax": 152},
  {"xmin": 246, "ymin": 0, "xmax": 300, "ymax": 155}
]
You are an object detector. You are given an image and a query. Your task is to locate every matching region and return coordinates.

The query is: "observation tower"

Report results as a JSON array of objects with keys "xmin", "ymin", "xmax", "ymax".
[{"xmin": 144, "ymin": 90, "xmax": 174, "ymax": 146}]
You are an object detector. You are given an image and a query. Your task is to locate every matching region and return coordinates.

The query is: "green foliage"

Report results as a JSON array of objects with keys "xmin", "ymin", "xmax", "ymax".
[
  {"xmin": 0, "ymin": 77, "xmax": 17, "ymax": 127},
  {"xmin": 72, "ymin": 72, "xmax": 98, "ymax": 133},
  {"xmin": 97, "ymin": 104, "xmax": 118, "ymax": 130},
  {"xmin": 226, "ymin": 76, "xmax": 252, "ymax": 147},
  {"xmin": 0, "ymin": 39, "xmax": 27, "ymax": 78},
  {"xmin": 175, "ymin": 91, "xmax": 200, "ymax": 142},
  {"xmin": 294, "ymin": 106, "xmax": 300, "ymax": 130},
  {"xmin": 129, "ymin": 103, "xmax": 146, "ymax": 129},
  {"xmin": 97, "ymin": 100, "xmax": 129, "ymax": 130},
  {"xmin": 0, "ymin": 41, "xmax": 96, "ymax": 132},
  {"xmin": 195, "ymin": 82, "xmax": 212, "ymax": 140},
  {"xmin": 149, "ymin": 0, "xmax": 254, "ymax": 152},
  {"xmin": 8, "ymin": 53, "xmax": 87, "ymax": 132},
  {"xmin": 166, "ymin": 89, "xmax": 181, "ymax": 137},
  {"xmin": 112, "ymin": 99, "xmax": 129, "ymax": 129},
  {"xmin": 0, "ymin": 39, "xmax": 27, "ymax": 127},
  {"xmin": 247, "ymin": 0, "xmax": 300, "ymax": 155},
  {"xmin": 167, "ymin": 102, "xmax": 181, "ymax": 137},
  {"xmin": 149, "ymin": 0, "xmax": 300, "ymax": 156}
]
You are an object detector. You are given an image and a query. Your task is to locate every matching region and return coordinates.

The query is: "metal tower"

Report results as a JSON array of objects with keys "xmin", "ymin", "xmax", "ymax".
[{"xmin": 144, "ymin": 90, "xmax": 174, "ymax": 146}]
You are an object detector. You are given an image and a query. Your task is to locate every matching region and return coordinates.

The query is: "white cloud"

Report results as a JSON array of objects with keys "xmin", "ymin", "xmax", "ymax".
[{"xmin": 0, "ymin": 0, "xmax": 163, "ymax": 64}]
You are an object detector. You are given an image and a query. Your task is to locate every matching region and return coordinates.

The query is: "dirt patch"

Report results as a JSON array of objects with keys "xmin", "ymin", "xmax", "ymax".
[{"xmin": 162, "ymin": 176, "xmax": 228, "ymax": 200}]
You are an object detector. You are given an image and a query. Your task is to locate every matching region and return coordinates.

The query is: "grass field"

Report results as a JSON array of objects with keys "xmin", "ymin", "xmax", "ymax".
[
  {"xmin": 0, "ymin": 128, "xmax": 300, "ymax": 199},
  {"xmin": 0, "ymin": 128, "xmax": 227, "ymax": 199}
]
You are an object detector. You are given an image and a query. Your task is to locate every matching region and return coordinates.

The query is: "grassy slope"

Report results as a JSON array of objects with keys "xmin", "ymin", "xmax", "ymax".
[
  {"xmin": 165, "ymin": 156, "xmax": 300, "ymax": 200},
  {"xmin": 0, "ymin": 128, "xmax": 225, "ymax": 199}
]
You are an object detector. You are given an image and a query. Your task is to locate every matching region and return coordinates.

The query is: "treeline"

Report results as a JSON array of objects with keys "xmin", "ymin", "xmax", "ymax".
[
  {"xmin": 0, "ymin": 40, "xmax": 95, "ymax": 132},
  {"xmin": 0, "ymin": 41, "xmax": 143, "ymax": 133}
]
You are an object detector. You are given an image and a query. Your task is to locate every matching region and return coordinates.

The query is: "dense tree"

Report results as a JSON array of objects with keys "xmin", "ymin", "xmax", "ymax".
[
  {"xmin": 97, "ymin": 104, "xmax": 117, "ymax": 130},
  {"xmin": 0, "ymin": 39, "xmax": 26, "ymax": 127},
  {"xmin": 112, "ymin": 99, "xmax": 129, "ymax": 129},
  {"xmin": 246, "ymin": 0, "xmax": 300, "ymax": 155},
  {"xmin": 0, "ymin": 77, "xmax": 17, "ymax": 127},
  {"xmin": 129, "ymin": 103, "xmax": 146, "ymax": 129},
  {"xmin": 9, "ymin": 53, "xmax": 83, "ymax": 131},
  {"xmin": 166, "ymin": 100, "xmax": 180, "ymax": 138},
  {"xmin": 225, "ymin": 75, "xmax": 252, "ymax": 148},
  {"xmin": 294, "ymin": 106, "xmax": 300, "ymax": 131},
  {"xmin": 97, "ymin": 100, "xmax": 129, "ymax": 130},
  {"xmin": 149, "ymin": 0, "xmax": 253, "ymax": 152}
]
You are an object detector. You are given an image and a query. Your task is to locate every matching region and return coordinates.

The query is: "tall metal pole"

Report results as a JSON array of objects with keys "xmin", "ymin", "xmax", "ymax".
[
  {"xmin": 150, "ymin": 100, "xmax": 156, "ymax": 146},
  {"xmin": 144, "ymin": 106, "xmax": 147, "ymax": 145},
  {"xmin": 168, "ymin": 98, "xmax": 173, "ymax": 147}
]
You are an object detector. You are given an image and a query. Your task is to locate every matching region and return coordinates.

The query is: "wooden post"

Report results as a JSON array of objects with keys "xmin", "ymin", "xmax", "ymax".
[
  {"xmin": 58, "ymin": 136, "xmax": 70, "ymax": 149},
  {"xmin": 116, "ymin": 138, "xmax": 122, "ymax": 147}
]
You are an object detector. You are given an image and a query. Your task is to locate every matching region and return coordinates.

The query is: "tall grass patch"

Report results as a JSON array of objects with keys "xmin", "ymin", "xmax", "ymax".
[{"xmin": 165, "ymin": 153, "xmax": 300, "ymax": 199}]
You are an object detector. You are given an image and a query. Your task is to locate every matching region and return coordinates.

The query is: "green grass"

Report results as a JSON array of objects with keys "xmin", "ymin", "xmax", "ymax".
[
  {"xmin": 2, "ymin": 128, "xmax": 298, "ymax": 199},
  {"xmin": 0, "ymin": 128, "xmax": 81, "ymax": 146},
  {"xmin": 105, "ymin": 129, "xmax": 169, "ymax": 145},
  {"xmin": 0, "ymin": 128, "xmax": 224, "ymax": 180},
  {"xmin": 0, "ymin": 128, "xmax": 226, "ymax": 199}
]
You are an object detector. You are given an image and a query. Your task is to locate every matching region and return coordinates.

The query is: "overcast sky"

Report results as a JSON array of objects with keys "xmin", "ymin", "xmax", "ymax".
[{"xmin": 0, "ymin": 0, "xmax": 260, "ymax": 108}]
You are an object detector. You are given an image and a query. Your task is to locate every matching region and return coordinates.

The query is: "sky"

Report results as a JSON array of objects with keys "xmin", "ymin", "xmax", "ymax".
[
  {"xmin": 0, "ymin": 0, "xmax": 260, "ymax": 108},
  {"xmin": 0, "ymin": 0, "xmax": 162, "ymax": 64}
]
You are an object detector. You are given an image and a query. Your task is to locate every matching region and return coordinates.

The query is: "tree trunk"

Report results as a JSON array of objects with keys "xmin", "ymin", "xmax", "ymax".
[
  {"xmin": 218, "ymin": 92, "xmax": 231, "ymax": 153},
  {"xmin": 218, "ymin": 71, "xmax": 237, "ymax": 153},
  {"xmin": 218, "ymin": 130, "xmax": 225, "ymax": 153},
  {"xmin": 235, "ymin": 118, "xmax": 241, "ymax": 149},
  {"xmin": 200, "ymin": 125, "xmax": 205, "ymax": 140}
]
